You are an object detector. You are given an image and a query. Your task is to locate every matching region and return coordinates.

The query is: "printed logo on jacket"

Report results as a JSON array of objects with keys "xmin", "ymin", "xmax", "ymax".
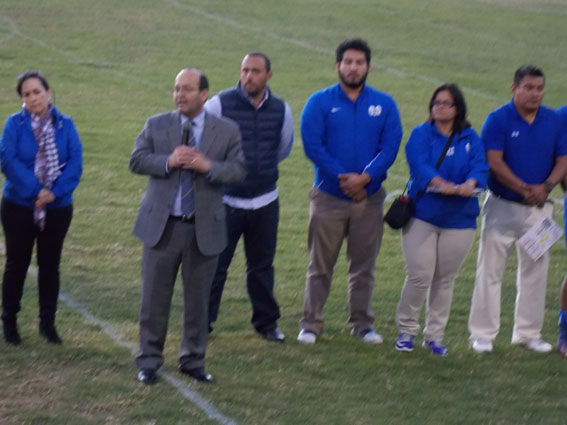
[{"xmin": 368, "ymin": 105, "xmax": 382, "ymax": 117}]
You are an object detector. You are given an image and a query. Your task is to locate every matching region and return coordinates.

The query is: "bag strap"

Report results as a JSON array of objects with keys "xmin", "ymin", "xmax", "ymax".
[
  {"xmin": 435, "ymin": 131, "xmax": 456, "ymax": 170},
  {"xmin": 400, "ymin": 180, "xmax": 410, "ymax": 196}
]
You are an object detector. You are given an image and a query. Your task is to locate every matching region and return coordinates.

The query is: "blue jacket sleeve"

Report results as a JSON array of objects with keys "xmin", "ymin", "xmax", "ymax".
[
  {"xmin": 0, "ymin": 115, "xmax": 42, "ymax": 200},
  {"xmin": 300, "ymin": 94, "xmax": 347, "ymax": 178},
  {"xmin": 50, "ymin": 118, "xmax": 83, "ymax": 200},
  {"xmin": 362, "ymin": 100, "xmax": 403, "ymax": 181},
  {"xmin": 465, "ymin": 130, "xmax": 489, "ymax": 189},
  {"xmin": 405, "ymin": 125, "xmax": 438, "ymax": 193}
]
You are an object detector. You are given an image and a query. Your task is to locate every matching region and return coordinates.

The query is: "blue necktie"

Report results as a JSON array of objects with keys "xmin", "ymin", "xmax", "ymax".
[{"xmin": 180, "ymin": 121, "xmax": 195, "ymax": 217}]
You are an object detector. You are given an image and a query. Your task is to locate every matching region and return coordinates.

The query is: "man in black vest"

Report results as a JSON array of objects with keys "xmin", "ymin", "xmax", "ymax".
[{"xmin": 205, "ymin": 52, "xmax": 294, "ymax": 342}]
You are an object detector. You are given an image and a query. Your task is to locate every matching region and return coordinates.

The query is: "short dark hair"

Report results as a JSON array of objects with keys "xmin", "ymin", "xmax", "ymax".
[
  {"xmin": 182, "ymin": 68, "xmax": 209, "ymax": 91},
  {"xmin": 198, "ymin": 73, "xmax": 209, "ymax": 91},
  {"xmin": 429, "ymin": 83, "xmax": 470, "ymax": 133},
  {"xmin": 245, "ymin": 52, "xmax": 271, "ymax": 73},
  {"xmin": 17, "ymin": 69, "xmax": 50, "ymax": 97},
  {"xmin": 514, "ymin": 65, "xmax": 545, "ymax": 86},
  {"xmin": 336, "ymin": 38, "xmax": 371, "ymax": 64}
]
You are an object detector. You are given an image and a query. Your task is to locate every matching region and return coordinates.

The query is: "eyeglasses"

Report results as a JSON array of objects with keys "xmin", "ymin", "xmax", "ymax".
[{"xmin": 433, "ymin": 100, "xmax": 455, "ymax": 108}]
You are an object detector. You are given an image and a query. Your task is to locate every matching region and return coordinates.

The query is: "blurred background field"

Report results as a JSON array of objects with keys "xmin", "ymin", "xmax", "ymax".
[{"xmin": 0, "ymin": 0, "xmax": 566, "ymax": 424}]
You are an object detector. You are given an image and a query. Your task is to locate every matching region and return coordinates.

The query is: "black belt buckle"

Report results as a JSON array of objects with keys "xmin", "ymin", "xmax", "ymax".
[
  {"xmin": 170, "ymin": 214, "xmax": 195, "ymax": 223},
  {"xmin": 180, "ymin": 214, "xmax": 194, "ymax": 222}
]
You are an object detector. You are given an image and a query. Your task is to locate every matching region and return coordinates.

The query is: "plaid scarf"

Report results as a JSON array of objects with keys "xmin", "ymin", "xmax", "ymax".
[{"xmin": 30, "ymin": 107, "xmax": 61, "ymax": 230}]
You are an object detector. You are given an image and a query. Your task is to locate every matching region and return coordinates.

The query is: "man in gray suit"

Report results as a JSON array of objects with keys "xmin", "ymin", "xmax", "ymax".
[{"xmin": 130, "ymin": 68, "xmax": 246, "ymax": 384}]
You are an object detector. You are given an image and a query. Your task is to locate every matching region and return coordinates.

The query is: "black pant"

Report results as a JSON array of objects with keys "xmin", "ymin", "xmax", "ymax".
[
  {"xmin": 1, "ymin": 199, "xmax": 73, "ymax": 324},
  {"xmin": 208, "ymin": 199, "xmax": 281, "ymax": 332}
]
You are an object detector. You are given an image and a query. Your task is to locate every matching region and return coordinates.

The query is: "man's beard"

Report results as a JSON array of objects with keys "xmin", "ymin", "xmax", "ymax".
[{"xmin": 339, "ymin": 71, "xmax": 368, "ymax": 89}]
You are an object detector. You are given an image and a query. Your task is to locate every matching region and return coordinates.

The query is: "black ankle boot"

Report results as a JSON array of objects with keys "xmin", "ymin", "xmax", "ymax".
[
  {"xmin": 39, "ymin": 322, "xmax": 62, "ymax": 344},
  {"xmin": 3, "ymin": 318, "xmax": 21, "ymax": 345}
]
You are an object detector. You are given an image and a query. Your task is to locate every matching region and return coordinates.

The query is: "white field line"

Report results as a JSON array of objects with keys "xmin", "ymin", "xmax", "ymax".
[
  {"xmin": 0, "ymin": 16, "xmax": 168, "ymax": 94},
  {"xmin": 0, "ymin": 15, "xmax": 18, "ymax": 43},
  {"xmin": 162, "ymin": 0, "xmax": 502, "ymax": 101},
  {"xmin": 1, "ymin": 3, "xmax": 502, "ymax": 102},
  {"xmin": 24, "ymin": 266, "xmax": 238, "ymax": 425}
]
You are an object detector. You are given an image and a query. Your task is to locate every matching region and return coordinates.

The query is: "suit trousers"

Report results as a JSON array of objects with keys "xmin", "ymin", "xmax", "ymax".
[
  {"xmin": 208, "ymin": 199, "xmax": 280, "ymax": 332},
  {"xmin": 396, "ymin": 218, "xmax": 475, "ymax": 342},
  {"xmin": 300, "ymin": 187, "xmax": 385, "ymax": 335},
  {"xmin": 136, "ymin": 217, "xmax": 218, "ymax": 371},
  {"xmin": 1, "ymin": 198, "xmax": 72, "ymax": 325},
  {"xmin": 468, "ymin": 192, "xmax": 553, "ymax": 343}
]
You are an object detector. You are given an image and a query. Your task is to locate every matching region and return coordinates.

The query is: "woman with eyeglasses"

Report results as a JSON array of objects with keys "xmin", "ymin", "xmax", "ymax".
[
  {"xmin": 394, "ymin": 83, "xmax": 488, "ymax": 356},
  {"xmin": 0, "ymin": 70, "xmax": 83, "ymax": 345}
]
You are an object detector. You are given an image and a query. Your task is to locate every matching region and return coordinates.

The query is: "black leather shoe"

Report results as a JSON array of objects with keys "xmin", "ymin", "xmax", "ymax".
[
  {"xmin": 3, "ymin": 319, "xmax": 21, "ymax": 345},
  {"xmin": 39, "ymin": 323, "xmax": 62, "ymax": 344},
  {"xmin": 137, "ymin": 368, "xmax": 157, "ymax": 385},
  {"xmin": 261, "ymin": 326, "xmax": 285, "ymax": 343},
  {"xmin": 179, "ymin": 366, "xmax": 214, "ymax": 383}
]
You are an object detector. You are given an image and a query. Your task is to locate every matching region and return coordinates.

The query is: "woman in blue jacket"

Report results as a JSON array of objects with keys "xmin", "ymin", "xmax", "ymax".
[
  {"xmin": 395, "ymin": 83, "xmax": 488, "ymax": 355},
  {"xmin": 0, "ymin": 70, "xmax": 83, "ymax": 345}
]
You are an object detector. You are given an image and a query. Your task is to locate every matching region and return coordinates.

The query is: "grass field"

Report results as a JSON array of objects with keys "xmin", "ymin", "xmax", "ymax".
[{"xmin": 1, "ymin": 0, "xmax": 567, "ymax": 424}]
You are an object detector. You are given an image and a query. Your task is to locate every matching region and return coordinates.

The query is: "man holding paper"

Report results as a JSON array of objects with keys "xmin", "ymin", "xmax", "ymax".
[{"xmin": 468, "ymin": 65, "xmax": 567, "ymax": 354}]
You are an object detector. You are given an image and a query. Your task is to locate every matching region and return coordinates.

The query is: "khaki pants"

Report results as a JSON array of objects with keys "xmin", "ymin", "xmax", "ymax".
[
  {"xmin": 396, "ymin": 218, "xmax": 475, "ymax": 342},
  {"xmin": 468, "ymin": 192, "xmax": 553, "ymax": 343},
  {"xmin": 299, "ymin": 187, "xmax": 385, "ymax": 335}
]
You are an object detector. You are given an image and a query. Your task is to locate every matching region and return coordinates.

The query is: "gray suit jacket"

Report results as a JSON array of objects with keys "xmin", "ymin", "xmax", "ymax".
[{"xmin": 130, "ymin": 111, "xmax": 246, "ymax": 256}]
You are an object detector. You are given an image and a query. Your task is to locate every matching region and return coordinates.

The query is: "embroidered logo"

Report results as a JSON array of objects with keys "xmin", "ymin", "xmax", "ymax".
[
  {"xmin": 511, "ymin": 131, "xmax": 520, "ymax": 138},
  {"xmin": 331, "ymin": 107, "xmax": 340, "ymax": 113},
  {"xmin": 446, "ymin": 147, "xmax": 455, "ymax": 157},
  {"xmin": 368, "ymin": 105, "xmax": 382, "ymax": 117},
  {"xmin": 465, "ymin": 142, "xmax": 470, "ymax": 153}
]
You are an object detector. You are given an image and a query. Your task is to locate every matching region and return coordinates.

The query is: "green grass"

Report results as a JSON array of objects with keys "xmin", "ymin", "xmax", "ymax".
[{"xmin": 1, "ymin": 0, "xmax": 567, "ymax": 423}]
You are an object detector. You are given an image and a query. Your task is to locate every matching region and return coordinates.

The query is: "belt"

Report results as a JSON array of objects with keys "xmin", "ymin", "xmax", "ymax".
[
  {"xmin": 169, "ymin": 214, "xmax": 195, "ymax": 223},
  {"xmin": 491, "ymin": 191, "xmax": 525, "ymax": 205},
  {"xmin": 497, "ymin": 195, "xmax": 525, "ymax": 205},
  {"xmin": 494, "ymin": 193, "xmax": 554, "ymax": 207}
]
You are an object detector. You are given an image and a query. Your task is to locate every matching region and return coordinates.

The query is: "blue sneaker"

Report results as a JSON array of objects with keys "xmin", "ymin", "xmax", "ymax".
[
  {"xmin": 395, "ymin": 333, "xmax": 414, "ymax": 352},
  {"xmin": 422, "ymin": 340, "xmax": 448, "ymax": 356},
  {"xmin": 558, "ymin": 310, "xmax": 567, "ymax": 357}
]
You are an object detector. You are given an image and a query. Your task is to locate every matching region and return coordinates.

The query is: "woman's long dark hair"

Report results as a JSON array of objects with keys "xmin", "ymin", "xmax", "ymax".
[{"xmin": 428, "ymin": 83, "xmax": 470, "ymax": 134}]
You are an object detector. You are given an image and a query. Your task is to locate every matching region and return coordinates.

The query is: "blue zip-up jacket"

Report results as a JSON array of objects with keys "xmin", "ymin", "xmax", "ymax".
[
  {"xmin": 407, "ymin": 122, "xmax": 488, "ymax": 229},
  {"xmin": 0, "ymin": 106, "xmax": 83, "ymax": 209},
  {"xmin": 301, "ymin": 83, "xmax": 402, "ymax": 200}
]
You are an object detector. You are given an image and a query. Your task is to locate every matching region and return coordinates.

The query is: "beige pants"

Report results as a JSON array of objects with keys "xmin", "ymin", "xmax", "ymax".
[
  {"xmin": 468, "ymin": 192, "xmax": 553, "ymax": 343},
  {"xmin": 299, "ymin": 187, "xmax": 385, "ymax": 335},
  {"xmin": 396, "ymin": 218, "xmax": 475, "ymax": 342}
]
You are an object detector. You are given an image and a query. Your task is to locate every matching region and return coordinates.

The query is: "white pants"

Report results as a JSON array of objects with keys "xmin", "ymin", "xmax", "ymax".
[
  {"xmin": 396, "ymin": 218, "xmax": 475, "ymax": 342},
  {"xmin": 468, "ymin": 192, "xmax": 553, "ymax": 343}
]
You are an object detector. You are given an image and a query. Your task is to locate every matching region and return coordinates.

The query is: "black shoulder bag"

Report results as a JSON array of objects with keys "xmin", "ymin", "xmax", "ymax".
[{"xmin": 384, "ymin": 131, "xmax": 456, "ymax": 230}]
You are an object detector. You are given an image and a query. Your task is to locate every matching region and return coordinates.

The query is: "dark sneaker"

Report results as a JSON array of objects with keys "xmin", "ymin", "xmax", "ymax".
[
  {"xmin": 39, "ymin": 323, "xmax": 62, "ymax": 344},
  {"xmin": 3, "ymin": 319, "xmax": 21, "ymax": 345}
]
